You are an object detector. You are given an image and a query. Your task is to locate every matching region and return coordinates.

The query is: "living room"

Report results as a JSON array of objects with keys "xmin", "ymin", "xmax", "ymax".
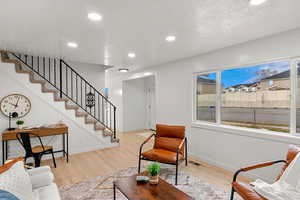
[{"xmin": 0, "ymin": 0, "xmax": 300, "ymax": 199}]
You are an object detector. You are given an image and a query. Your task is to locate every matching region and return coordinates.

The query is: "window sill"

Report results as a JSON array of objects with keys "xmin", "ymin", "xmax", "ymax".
[{"xmin": 191, "ymin": 121, "xmax": 300, "ymax": 144}]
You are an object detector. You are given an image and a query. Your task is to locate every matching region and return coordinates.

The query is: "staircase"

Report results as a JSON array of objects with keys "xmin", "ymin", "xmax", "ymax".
[{"xmin": 0, "ymin": 50, "xmax": 119, "ymax": 143}]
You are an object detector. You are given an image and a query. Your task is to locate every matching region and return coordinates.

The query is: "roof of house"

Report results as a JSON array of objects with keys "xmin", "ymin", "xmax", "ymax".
[
  {"xmin": 226, "ymin": 82, "xmax": 258, "ymax": 89},
  {"xmin": 262, "ymin": 66, "xmax": 300, "ymax": 80},
  {"xmin": 197, "ymin": 77, "xmax": 216, "ymax": 84}
]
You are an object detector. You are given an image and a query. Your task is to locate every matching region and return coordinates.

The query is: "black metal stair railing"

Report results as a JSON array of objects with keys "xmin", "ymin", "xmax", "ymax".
[{"xmin": 8, "ymin": 52, "xmax": 117, "ymax": 140}]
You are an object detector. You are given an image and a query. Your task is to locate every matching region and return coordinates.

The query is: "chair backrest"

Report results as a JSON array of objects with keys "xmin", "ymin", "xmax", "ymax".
[
  {"xmin": 16, "ymin": 132, "xmax": 33, "ymax": 155},
  {"xmin": 276, "ymin": 145, "xmax": 300, "ymax": 180},
  {"xmin": 154, "ymin": 124, "xmax": 185, "ymax": 154}
]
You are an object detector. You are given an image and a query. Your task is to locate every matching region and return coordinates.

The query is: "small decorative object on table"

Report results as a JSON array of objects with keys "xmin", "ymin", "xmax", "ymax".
[
  {"xmin": 16, "ymin": 120, "xmax": 24, "ymax": 129},
  {"xmin": 147, "ymin": 162, "xmax": 160, "ymax": 185},
  {"xmin": 136, "ymin": 175, "xmax": 149, "ymax": 183}
]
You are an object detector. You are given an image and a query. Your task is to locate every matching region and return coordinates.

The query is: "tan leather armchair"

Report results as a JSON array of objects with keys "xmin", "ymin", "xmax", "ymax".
[
  {"xmin": 230, "ymin": 145, "xmax": 300, "ymax": 200},
  {"xmin": 138, "ymin": 124, "xmax": 188, "ymax": 185}
]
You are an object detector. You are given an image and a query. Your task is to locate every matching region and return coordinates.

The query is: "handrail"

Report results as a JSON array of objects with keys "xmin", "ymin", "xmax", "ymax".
[
  {"xmin": 8, "ymin": 51, "xmax": 117, "ymax": 139},
  {"xmin": 60, "ymin": 60, "xmax": 115, "ymax": 107}
]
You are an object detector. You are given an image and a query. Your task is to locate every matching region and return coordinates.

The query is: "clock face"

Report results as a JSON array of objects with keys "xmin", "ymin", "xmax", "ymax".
[{"xmin": 0, "ymin": 94, "xmax": 31, "ymax": 118}]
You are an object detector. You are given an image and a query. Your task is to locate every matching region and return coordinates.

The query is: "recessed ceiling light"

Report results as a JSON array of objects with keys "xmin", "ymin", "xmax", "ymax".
[
  {"xmin": 119, "ymin": 68, "xmax": 129, "ymax": 73},
  {"xmin": 249, "ymin": 0, "xmax": 267, "ymax": 6},
  {"xmin": 144, "ymin": 72, "xmax": 152, "ymax": 76},
  {"xmin": 128, "ymin": 53, "xmax": 136, "ymax": 58},
  {"xmin": 88, "ymin": 12, "xmax": 102, "ymax": 21},
  {"xmin": 67, "ymin": 42, "xmax": 78, "ymax": 48},
  {"xmin": 165, "ymin": 35, "xmax": 176, "ymax": 42}
]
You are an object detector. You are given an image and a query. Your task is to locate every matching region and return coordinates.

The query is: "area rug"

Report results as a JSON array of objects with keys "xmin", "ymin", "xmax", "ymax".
[{"xmin": 60, "ymin": 166, "xmax": 240, "ymax": 200}]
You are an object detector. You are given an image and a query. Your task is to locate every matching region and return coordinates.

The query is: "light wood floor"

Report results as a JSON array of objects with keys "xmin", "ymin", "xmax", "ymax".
[{"xmin": 43, "ymin": 130, "xmax": 250, "ymax": 191}]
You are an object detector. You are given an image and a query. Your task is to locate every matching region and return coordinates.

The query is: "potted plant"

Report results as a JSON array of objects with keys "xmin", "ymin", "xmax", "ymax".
[
  {"xmin": 147, "ymin": 162, "xmax": 160, "ymax": 185},
  {"xmin": 16, "ymin": 120, "xmax": 24, "ymax": 129}
]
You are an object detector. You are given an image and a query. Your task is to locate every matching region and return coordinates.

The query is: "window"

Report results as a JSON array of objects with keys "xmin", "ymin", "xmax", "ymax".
[
  {"xmin": 221, "ymin": 62, "xmax": 290, "ymax": 133},
  {"xmin": 195, "ymin": 60, "xmax": 294, "ymax": 134},
  {"xmin": 196, "ymin": 73, "xmax": 217, "ymax": 122},
  {"xmin": 297, "ymin": 62, "xmax": 300, "ymax": 132}
]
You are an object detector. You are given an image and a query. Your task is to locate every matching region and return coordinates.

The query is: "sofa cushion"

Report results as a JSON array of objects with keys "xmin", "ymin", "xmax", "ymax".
[
  {"xmin": 27, "ymin": 166, "xmax": 51, "ymax": 177},
  {"xmin": 33, "ymin": 183, "xmax": 60, "ymax": 200},
  {"xmin": 0, "ymin": 190, "xmax": 20, "ymax": 200},
  {"xmin": 0, "ymin": 161, "xmax": 36, "ymax": 200},
  {"xmin": 30, "ymin": 171, "xmax": 54, "ymax": 190}
]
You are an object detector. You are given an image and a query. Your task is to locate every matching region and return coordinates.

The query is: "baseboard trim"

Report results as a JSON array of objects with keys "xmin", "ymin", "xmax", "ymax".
[{"xmin": 189, "ymin": 152, "xmax": 271, "ymax": 182}]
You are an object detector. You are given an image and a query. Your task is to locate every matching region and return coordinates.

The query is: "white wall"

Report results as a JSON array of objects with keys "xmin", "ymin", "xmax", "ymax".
[
  {"xmin": 0, "ymin": 61, "xmax": 114, "ymax": 162},
  {"xmin": 107, "ymin": 28, "xmax": 300, "ymax": 182},
  {"xmin": 123, "ymin": 78, "xmax": 147, "ymax": 132},
  {"xmin": 67, "ymin": 61, "xmax": 107, "ymax": 93}
]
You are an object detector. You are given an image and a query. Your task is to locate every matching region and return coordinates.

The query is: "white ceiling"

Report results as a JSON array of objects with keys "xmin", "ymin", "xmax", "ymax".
[{"xmin": 0, "ymin": 0, "xmax": 300, "ymax": 71}]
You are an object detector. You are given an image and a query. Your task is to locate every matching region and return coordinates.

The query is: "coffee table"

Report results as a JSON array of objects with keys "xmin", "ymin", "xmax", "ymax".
[{"xmin": 113, "ymin": 174, "xmax": 193, "ymax": 200}]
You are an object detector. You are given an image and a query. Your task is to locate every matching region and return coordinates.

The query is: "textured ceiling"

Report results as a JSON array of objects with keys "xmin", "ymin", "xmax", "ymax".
[{"xmin": 0, "ymin": 0, "xmax": 299, "ymax": 71}]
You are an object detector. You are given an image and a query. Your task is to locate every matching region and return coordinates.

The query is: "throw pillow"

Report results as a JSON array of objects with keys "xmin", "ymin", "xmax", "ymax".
[
  {"xmin": 0, "ymin": 161, "xmax": 36, "ymax": 200},
  {"xmin": 0, "ymin": 189, "xmax": 20, "ymax": 200}
]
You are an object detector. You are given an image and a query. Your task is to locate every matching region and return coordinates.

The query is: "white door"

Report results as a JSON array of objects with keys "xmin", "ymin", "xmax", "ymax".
[{"xmin": 145, "ymin": 77, "xmax": 156, "ymax": 130}]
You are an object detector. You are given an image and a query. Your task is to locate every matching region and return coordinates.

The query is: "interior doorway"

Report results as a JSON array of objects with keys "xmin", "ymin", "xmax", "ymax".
[{"xmin": 123, "ymin": 75, "xmax": 156, "ymax": 132}]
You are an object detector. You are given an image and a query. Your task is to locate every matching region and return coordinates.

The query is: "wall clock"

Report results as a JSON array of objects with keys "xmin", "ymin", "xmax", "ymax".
[{"xmin": 0, "ymin": 94, "xmax": 31, "ymax": 118}]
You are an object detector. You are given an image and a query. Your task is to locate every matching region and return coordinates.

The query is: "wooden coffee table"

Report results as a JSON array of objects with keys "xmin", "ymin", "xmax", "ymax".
[{"xmin": 113, "ymin": 174, "xmax": 193, "ymax": 200}]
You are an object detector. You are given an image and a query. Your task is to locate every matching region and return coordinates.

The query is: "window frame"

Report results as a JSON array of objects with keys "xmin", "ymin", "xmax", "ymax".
[
  {"xmin": 193, "ymin": 71, "xmax": 219, "ymax": 124},
  {"xmin": 193, "ymin": 57, "xmax": 300, "ymax": 137}
]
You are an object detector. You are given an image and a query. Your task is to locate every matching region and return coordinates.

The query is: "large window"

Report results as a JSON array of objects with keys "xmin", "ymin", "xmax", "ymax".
[
  {"xmin": 194, "ymin": 60, "xmax": 296, "ymax": 134},
  {"xmin": 221, "ymin": 62, "xmax": 290, "ymax": 133},
  {"xmin": 196, "ymin": 73, "xmax": 217, "ymax": 122},
  {"xmin": 297, "ymin": 62, "xmax": 300, "ymax": 132}
]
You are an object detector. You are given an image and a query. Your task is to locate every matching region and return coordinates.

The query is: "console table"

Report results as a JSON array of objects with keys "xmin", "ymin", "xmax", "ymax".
[{"xmin": 1, "ymin": 124, "xmax": 69, "ymax": 165}]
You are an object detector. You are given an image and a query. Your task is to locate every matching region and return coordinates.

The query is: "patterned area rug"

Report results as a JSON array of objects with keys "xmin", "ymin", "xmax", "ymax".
[{"xmin": 60, "ymin": 166, "xmax": 239, "ymax": 200}]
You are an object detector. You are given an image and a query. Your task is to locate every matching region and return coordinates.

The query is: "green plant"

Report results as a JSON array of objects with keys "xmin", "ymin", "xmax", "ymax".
[
  {"xmin": 16, "ymin": 120, "xmax": 24, "ymax": 125},
  {"xmin": 147, "ymin": 162, "xmax": 160, "ymax": 176}
]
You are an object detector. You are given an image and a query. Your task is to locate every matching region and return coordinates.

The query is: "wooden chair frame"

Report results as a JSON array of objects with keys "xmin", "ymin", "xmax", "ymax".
[{"xmin": 138, "ymin": 132, "xmax": 188, "ymax": 185}]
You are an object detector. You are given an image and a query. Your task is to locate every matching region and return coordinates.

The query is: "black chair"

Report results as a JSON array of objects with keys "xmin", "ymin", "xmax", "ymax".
[{"xmin": 16, "ymin": 132, "xmax": 56, "ymax": 168}]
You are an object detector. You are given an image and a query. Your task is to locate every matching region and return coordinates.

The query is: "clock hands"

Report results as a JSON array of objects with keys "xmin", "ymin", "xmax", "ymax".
[{"xmin": 15, "ymin": 96, "xmax": 20, "ymax": 108}]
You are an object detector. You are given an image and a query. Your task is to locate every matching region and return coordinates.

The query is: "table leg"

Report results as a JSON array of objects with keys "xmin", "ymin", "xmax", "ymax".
[
  {"xmin": 63, "ymin": 133, "xmax": 65, "ymax": 157},
  {"xmin": 66, "ymin": 131, "xmax": 69, "ymax": 162},
  {"xmin": 2, "ymin": 141, "xmax": 4, "ymax": 165},
  {"xmin": 113, "ymin": 183, "xmax": 116, "ymax": 200},
  {"xmin": 5, "ymin": 141, "xmax": 8, "ymax": 160}
]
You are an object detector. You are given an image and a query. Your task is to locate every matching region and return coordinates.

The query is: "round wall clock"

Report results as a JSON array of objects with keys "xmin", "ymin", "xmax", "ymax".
[{"xmin": 0, "ymin": 94, "xmax": 31, "ymax": 118}]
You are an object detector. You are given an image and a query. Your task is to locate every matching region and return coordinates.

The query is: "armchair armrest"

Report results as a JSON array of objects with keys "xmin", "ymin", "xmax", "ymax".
[
  {"xmin": 177, "ymin": 138, "xmax": 185, "ymax": 151},
  {"xmin": 232, "ymin": 160, "xmax": 287, "ymax": 182},
  {"xmin": 139, "ymin": 133, "xmax": 155, "ymax": 156}
]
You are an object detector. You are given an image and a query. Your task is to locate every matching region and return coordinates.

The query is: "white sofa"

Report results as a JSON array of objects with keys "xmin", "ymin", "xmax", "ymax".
[{"xmin": 28, "ymin": 166, "xmax": 61, "ymax": 200}]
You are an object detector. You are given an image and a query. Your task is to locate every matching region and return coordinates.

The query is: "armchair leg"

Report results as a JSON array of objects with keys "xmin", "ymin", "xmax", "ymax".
[
  {"xmin": 230, "ymin": 187, "xmax": 235, "ymax": 200},
  {"xmin": 51, "ymin": 150, "xmax": 57, "ymax": 168},
  {"xmin": 175, "ymin": 162, "xmax": 178, "ymax": 185},
  {"xmin": 138, "ymin": 156, "xmax": 141, "ymax": 173},
  {"xmin": 185, "ymin": 138, "xmax": 188, "ymax": 166}
]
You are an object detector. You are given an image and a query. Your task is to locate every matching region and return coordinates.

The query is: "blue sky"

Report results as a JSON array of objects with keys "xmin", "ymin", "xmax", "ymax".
[{"xmin": 199, "ymin": 61, "xmax": 290, "ymax": 88}]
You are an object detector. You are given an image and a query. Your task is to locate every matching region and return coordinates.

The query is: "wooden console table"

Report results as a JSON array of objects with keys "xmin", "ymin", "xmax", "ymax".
[{"xmin": 1, "ymin": 124, "xmax": 69, "ymax": 165}]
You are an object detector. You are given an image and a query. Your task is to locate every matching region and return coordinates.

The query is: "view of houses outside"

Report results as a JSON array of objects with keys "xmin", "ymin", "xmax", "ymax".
[
  {"xmin": 196, "ymin": 73, "xmax": 216, "ymax": 122},
  {"xmin": 197, "ymin": 61, "xmax": 291, "ymax": 133}
]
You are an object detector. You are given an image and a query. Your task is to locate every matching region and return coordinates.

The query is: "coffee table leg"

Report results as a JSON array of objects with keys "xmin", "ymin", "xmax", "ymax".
[{"xmin": 113, "ymin": 183, "xmax": 116, "ymax": 200}]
